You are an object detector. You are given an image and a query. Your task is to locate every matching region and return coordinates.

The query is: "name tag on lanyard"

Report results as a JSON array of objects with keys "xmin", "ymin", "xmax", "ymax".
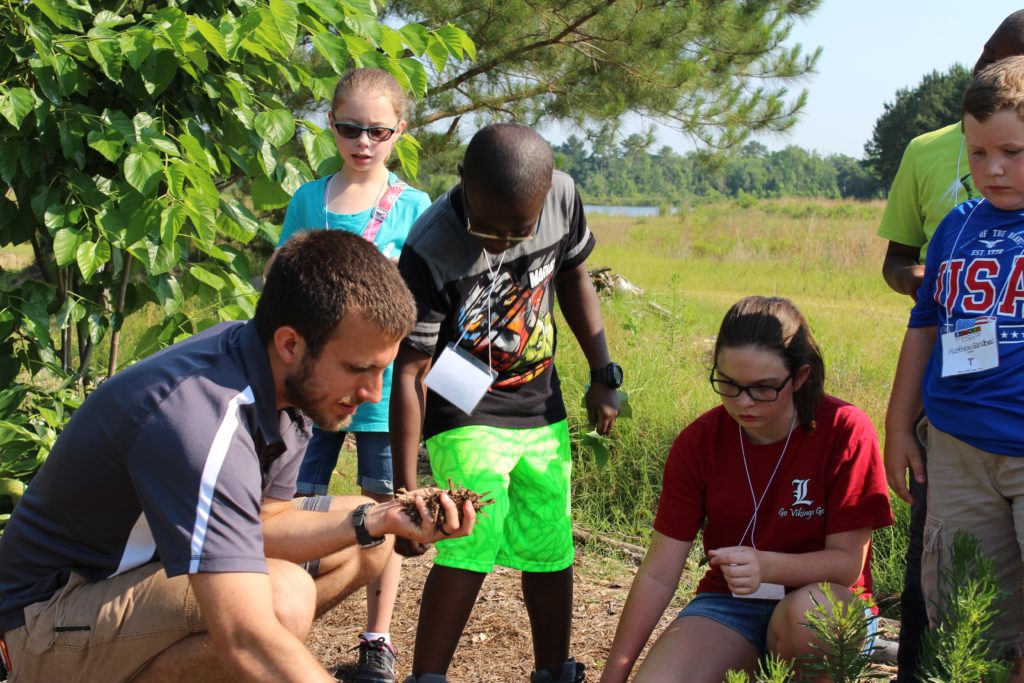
[
  {"xmin": 941, "ymin": 317, "xmax": 999, "ymax": 377},
  {"xmin": 424, "ymin": 342, "xmax": 498, "ymax": 415},
  {"xmin": 734, "ymin": 582, "xmax": 786, "ymax": 601}
]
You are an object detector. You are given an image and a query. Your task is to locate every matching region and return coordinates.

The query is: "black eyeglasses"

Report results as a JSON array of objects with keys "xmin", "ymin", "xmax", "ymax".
[
  {"xmin": 462, "ymin": 189, "xmax": 538, "ymax": 243},
  {"xmin": 332, "ymin": 121, "xmax": 398, "ymax": 142},
  {"xmin": 709, "ymin": 367, "xmax": 793, "ymax": 402}
]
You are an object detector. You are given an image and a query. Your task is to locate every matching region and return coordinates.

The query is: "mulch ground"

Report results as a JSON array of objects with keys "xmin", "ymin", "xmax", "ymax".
[{"xmin": 307, "ymin": 544, "xmax": 899, "ymax": 682}]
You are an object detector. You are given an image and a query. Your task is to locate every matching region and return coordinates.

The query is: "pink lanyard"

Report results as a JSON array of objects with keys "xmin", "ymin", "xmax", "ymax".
[
  {"xmin": 362, "ymin": 181, "xmax": 406, "ymax": 244},
  {"xmin": 322, "ymin": 175, "xmax": 406, "ymax": 245}
]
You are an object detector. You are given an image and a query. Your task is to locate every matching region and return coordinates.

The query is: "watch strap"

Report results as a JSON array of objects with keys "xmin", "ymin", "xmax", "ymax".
[
  {"xmin": 353, "ymin": 503, "xmax": 385, "ymax": 549},
  {"xmin": 590, "ymin": 361, "xmax": 623, "ymax": 388}
]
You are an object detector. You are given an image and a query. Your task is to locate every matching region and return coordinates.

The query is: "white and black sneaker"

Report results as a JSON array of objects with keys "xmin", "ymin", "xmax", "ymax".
[{"xmin": 350, "ymin": 636, "xmax": 397, "ymax": 683}]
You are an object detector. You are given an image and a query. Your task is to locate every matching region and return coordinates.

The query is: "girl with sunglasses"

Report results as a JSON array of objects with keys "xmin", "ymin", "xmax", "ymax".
[
  {"xmin": 600, "ymin": 296, "xmax": 893, "ymax": 683},
  {"xmin": 277, "ymin": 67, "xmax": 431, "ymax": 683}
]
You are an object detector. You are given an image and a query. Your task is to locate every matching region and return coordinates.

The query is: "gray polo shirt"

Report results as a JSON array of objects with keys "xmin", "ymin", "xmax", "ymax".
[{"xmin": 0, "ymin": 321, "xmax": 311, "ymax": 631}]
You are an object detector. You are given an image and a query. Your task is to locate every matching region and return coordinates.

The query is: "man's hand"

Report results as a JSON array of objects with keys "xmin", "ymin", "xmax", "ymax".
[
  {"xmin": 709, "ymin": 546, "xmax": 762, "ymax": 595},
  {"xmin": 364, "ymin": 488, "xmax": 476, "ymax": 547},
  {"xmin": 885, "ymin": 429, "xmax": 925, "ymax": 505},
  {"xmin": 585, "ymin": 383, "xmax": 620, "ymax": 436}
]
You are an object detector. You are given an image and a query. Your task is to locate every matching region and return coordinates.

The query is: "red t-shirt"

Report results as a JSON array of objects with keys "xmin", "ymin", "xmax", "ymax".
[{"xmin": 653, "ymin": 395, "xmax": 894, "ymax": 598}]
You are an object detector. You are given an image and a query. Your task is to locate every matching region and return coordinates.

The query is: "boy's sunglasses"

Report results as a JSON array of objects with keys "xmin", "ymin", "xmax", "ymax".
[
  {"xmin": 332, "ymin": 121, "xmax": 398, "ymax": 142},
  {"xmin": 463, "ymin": 190, "xmax": 539, "ymax": 243}
]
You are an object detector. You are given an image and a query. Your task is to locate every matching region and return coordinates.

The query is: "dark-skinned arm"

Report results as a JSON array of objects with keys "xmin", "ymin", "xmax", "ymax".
[
  {"xmin": 389, "ymin": 344, "xmax": 434, "ymax": 556},
  {"xmin": 882, "ymin": 241, "xmax": 925, "ymax": 298},
  {"xmin": 555, "ymin": 262, "xmax": 620, "ymax": 435}
]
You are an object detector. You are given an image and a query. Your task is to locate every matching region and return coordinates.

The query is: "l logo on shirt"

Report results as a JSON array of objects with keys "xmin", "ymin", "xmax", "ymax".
[{"xmin": 791, "ymin": 479, "xmax": 813, "ymax": 507}]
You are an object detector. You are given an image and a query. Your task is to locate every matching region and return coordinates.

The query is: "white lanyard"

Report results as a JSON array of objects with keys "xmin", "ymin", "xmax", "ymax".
[
  {"xmin": 453, "ymin": 248, "xmax": 506, "ymax": 368},
  {"xmin": 737, "ymin": 416, "xmax": 796, "ymax": 549}
]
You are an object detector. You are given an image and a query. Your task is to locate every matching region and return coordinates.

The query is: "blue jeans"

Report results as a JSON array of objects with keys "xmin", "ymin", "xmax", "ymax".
[
  {"xmin": 678, "ymin": 592, "xmax": 878, "ymax": 657},
  {"xmin": 296, "ymin": 430, "xmax": 394, "ymax": 496}
]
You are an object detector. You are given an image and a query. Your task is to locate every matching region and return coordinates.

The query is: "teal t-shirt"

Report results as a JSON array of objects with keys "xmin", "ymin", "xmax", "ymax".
[{"xmin": 278, "ymin": 172, "xmax": 431, "ymax": 432}]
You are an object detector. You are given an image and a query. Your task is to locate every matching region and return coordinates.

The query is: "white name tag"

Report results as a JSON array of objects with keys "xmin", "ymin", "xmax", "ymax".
[
  {"xmin": 734, "ymin": 582, "xmax": 786, "ymax": 601},
  {"xmin": 941, "ymin": 317, "xmax": 999, "ymax": 377},
  {"xmin": 424, "ymin": 342, "xmax": 497, "ymax": 415}
]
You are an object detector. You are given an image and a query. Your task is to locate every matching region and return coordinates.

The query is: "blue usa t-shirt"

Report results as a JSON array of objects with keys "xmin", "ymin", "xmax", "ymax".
[
  {"xmin": 909, "ymin": 198, "xmax": 1024, "ymax": 456},
  {"xmin": 278, "ymin": 172, "xmax": 430, "ymax": 431}
]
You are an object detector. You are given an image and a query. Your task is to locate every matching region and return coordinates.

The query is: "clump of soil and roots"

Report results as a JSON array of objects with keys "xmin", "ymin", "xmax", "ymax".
[{"xmin": 395, "ymin": 479, "xmax": 495, "ymax": 531}]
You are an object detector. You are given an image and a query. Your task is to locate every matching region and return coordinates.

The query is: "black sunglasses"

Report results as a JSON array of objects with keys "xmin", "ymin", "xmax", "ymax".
[
  {"xmin": 462, "ymin": 189, "xmax": 539, "ymax": 243},
  {"xmin": 332, "ymin": 121, "xmax": 398, "ymax": 142}
]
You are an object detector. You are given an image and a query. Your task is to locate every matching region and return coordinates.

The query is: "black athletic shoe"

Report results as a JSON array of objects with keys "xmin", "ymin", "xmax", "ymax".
[
  {"xmin": 530, "ymin": 658, "xmax": 585, "ymax": 683},
  {"xmin": 351, "ymin": 636, "xmax": 397, "ymax": 683}
]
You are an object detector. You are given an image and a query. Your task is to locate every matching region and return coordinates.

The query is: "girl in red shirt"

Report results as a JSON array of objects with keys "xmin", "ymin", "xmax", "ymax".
[{"xmin": 600, "ymin": 296, "xmax": 893, "ymax": 683}]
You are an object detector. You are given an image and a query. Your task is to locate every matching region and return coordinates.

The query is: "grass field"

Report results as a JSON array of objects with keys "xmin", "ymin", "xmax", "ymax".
[{"xmin": 553, "ymin": 198, "xmax": 912, "ymax": 600}]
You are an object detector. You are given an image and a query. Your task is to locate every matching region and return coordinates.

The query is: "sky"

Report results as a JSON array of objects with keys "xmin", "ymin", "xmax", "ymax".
[{"xmin": 542, "ymin": 1, "xmax": 1023, "ymax": 160}]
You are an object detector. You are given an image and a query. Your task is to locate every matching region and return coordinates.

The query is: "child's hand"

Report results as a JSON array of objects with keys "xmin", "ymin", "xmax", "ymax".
[
  {"xmin": 884, "ymin": 430, "xmax": 926, "ymax": 505},
  {"xmin": 708, "ymin": 546, "xmax": 762, "ymax": 595},
  {"xmin": 369, "ymin": 490, "xmax": 477, "ymax": 546},
  {"xmin": 585, "ymin": 383, "xmax": 620, "ymax": 435}
]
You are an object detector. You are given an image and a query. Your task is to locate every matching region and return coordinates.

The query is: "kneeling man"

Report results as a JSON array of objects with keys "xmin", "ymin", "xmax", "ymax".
[{"xmin": 0, "ymin": 230, "xmax": 474, "ymax": 683}]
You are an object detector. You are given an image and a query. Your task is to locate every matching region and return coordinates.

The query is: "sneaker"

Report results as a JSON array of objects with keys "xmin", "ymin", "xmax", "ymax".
[
  {"xmin": 530, "ymin": 658, "xmax": 585, "ymax": 683},
  {"xmin": 402, "ymin": 675, "xmax": 449, "ymax": 683},
  {"xmin": 351, "ymin": 636, "xmax": 397, "ymax": 683}
]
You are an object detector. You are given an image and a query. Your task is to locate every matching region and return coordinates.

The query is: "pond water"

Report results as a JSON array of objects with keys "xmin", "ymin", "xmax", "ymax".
[{"xmin": 584, "ymin": 204, "xmax": 665, "ymax": 217}]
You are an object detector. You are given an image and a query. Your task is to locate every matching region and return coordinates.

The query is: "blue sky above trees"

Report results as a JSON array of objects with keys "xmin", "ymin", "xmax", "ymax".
[{"xmin": 544, "ymin": 0, "xmax": 1020, "ymax": 159}]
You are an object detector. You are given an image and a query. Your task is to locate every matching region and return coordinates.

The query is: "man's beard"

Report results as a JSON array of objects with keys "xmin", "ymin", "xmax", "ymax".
[{"xmin": 283, "ymin": 354, "xmax": 354, "ymax": 432}]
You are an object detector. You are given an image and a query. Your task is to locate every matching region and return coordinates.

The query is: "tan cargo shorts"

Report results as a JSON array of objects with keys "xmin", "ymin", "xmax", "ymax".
[
  {"xmin": 3, "ymin": 561, "xmax": 204, "ymax": 683},
  {"xmin": 921, "ymin": 421, "xmax": 1024, "ymax": 658}
]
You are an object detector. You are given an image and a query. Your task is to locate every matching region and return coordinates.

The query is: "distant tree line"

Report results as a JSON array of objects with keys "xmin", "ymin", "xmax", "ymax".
[{"xmin": 550, "ymin": 135, "xmax": 882, "ymax": 206}]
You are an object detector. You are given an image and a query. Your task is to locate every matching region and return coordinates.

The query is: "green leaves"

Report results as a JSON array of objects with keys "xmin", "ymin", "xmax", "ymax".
[
  {"xmin": 303, "ymin": 128, "xmax": 341, "ymax": 176},
  {"xmin": 254, "ymin": 109, "xmax": 295, "ymax": 148},
  {"xmin": 578, "ymin": 389, "xmax": 632, "ymax": 468},
  {"xmin": 254, "ymin": 0, "xmax": 298, "ymax": 58},
  {"xmin": 76, "ymin": 239, "xmax": 111, "ymax": 281},
  {"xmin": 0, "ymin": 88, "xmax": 35, "ymax": 129},
  {"xmin": 0, "ymin": 0, "xmax": 479, "ymax": 508},
  {"xmin": 124, "ymin": 147, "xmax": 163, "ymax": 196}
]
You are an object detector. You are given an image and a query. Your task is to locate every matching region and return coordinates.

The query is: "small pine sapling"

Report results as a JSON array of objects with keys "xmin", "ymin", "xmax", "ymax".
[
  {"xmin": 800, "ymin": 584, "xmax": 886, "ymax": 682},
  {"xmin": 918, "ymin": 530, "xmax": 1012, "ymax": 683}
]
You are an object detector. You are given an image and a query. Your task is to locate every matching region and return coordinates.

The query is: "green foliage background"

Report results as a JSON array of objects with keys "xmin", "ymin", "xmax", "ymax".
[
  {"xmin": 864, "ymin": 64, "xmax": 973, "ymax": 192},
  {"xmin": 0, "ymin": 0, "xmax": 474, "ymax": 528}
]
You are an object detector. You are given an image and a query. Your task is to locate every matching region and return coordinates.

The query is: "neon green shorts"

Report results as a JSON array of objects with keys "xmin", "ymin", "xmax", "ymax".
[{"xmin": 425, "ymin": 420, "xmax": 574, "ymax": 573}]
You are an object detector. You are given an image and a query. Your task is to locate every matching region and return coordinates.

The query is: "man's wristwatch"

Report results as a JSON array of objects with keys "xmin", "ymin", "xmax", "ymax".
[
  {"xmin": 353, "ymin": 503, "xmax": 385, "ymax": 549},
  {"xmin": 590, "ymin": 361, "xmax": 624, "ymax": 389}
]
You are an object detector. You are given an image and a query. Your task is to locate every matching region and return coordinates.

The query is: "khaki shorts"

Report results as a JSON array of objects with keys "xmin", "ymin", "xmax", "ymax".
[
  {"xmin": 922, "ymin": 422, "xmax": 1024, "ymax": 658},
  {"xmin": 3, "ymin": 562, "xmax": 204, "ymax": 683}
]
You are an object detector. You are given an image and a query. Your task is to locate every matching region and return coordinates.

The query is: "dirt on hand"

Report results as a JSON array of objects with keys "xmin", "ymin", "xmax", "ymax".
[{"xmin": 395, "ymin": 480, "xmax": 496, "ymax": 531}]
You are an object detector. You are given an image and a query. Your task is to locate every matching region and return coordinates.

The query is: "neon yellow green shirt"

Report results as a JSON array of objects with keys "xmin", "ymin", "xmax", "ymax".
[{"xmin": 877, "ymin": 122, "xmax": 980, "ymax": 260}]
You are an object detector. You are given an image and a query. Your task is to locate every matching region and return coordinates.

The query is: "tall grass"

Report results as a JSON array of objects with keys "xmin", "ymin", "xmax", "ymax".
[{"xmin": 558, "ymin": 198, "xmax": 911, "ymax": 598}]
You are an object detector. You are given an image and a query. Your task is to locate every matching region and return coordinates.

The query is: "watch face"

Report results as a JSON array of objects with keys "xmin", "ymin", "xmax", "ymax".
[{"xmin": 611, "ymin": 363, "xmax": 623, "ymax": 385}]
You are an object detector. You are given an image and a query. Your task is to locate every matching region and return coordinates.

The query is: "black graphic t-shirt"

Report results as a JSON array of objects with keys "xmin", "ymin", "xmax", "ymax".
[{"xmin": 399, "ymin": 171, "xmax": 595, "ymax": 438}]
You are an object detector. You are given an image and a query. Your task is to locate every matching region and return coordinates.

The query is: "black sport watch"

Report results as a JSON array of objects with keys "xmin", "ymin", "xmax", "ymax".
[
  {"xmin": 353, "ymin": 503, "xmax": 385, "ymax": 549},
  {"xmin": 590, "ymin": 362, "xmax": 623, "ymax": 389}
]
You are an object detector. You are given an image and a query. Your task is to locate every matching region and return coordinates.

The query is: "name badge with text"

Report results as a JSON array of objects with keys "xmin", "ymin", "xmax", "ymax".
[
  {"xmin": 424, "ymin": 342, "xmax": 498, "ymax": 415},
  {"xmin": 941, "ymin": 317, "xmax": 999, "ymax": 377}
]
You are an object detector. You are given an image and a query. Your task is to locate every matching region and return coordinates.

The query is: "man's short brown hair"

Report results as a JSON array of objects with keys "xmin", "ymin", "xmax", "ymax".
[
  {"xmin": 963, "ymin": 55, "xmax": 1024, "ymax": 123},
  {"xmin": 255, "ymin": 230, "xmax": 415, "ymax": 355}
]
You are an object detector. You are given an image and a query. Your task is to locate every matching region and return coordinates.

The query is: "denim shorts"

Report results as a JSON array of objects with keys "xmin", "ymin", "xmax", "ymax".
[
  {"xmin": 678, "ymin": 592, "xmax": 878, "ymax": 656},
  {"xmin": 296, "ymin": 430, "xmax": 393, "ymax": 496}
]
